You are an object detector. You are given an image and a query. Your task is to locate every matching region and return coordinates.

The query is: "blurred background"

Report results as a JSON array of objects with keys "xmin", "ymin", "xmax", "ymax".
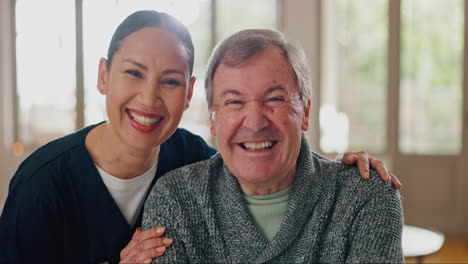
[{"xmin": 0, "ymin": 0, "xmax": 467, "ymax": 261}]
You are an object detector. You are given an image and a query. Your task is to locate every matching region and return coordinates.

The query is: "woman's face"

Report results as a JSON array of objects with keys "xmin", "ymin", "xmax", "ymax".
[{"xmin": 98, "ymin": 27, "xmax": 194, "ymax": 151}]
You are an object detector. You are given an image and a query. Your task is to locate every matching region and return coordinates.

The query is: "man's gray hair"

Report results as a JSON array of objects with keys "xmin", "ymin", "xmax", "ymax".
[{"xmin": 204, "ymin": 29, "xmax": 312, "ymax": 109}]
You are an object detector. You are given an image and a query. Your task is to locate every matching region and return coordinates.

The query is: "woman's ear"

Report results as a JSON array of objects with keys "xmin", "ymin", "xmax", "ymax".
[
  {"xmin": 184, "ymin": 76, "xmax": 196, "ymax": 110},
  {"xmin": 97, "ymin": 58, "xmax": 109, "ymax": 94}
]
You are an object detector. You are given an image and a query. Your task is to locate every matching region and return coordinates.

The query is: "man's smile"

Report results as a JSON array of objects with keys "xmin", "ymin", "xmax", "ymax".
[{"xmin": 239, "ymin": 141, "xmax": 278, "ymax": 151}]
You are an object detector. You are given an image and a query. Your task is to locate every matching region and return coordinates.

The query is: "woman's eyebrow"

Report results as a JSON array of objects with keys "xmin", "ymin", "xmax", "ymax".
[
  {"xmin": 161, "ymin": 69, "xmax": 186, "ymax": 76},
  {"xmin": 122, "ymin": 60, "xmax": 186, "ymax": 76},
  {"xmin": 123, "ymin": 59, "xmax": 147, "ymax": 71}
]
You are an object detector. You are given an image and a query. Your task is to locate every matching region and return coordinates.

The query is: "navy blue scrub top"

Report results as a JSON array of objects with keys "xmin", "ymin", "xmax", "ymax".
[{"xmin": 0, "ymin": 122, "xmax": 217, "ymax": 264}]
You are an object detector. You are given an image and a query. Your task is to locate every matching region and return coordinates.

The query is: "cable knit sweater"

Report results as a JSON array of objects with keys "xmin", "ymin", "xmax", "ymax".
[{"xmin": 143, "ymin": 138, "xmax": 403, "ymax": 263}]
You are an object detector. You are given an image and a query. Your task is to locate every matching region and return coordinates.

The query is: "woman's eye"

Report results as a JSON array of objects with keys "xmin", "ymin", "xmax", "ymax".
[
  {"xmin": 125, "ymin": 70, "xmax": 142, "ymax": 78},
  {"xmin": 162, "ymin": 79, "xmax": 182, "ymax": 86}
]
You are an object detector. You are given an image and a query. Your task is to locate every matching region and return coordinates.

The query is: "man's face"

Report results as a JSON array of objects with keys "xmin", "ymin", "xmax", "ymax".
[{"xmin": 210, "ymin": 46, "xmax": 311, "ymax": 195}]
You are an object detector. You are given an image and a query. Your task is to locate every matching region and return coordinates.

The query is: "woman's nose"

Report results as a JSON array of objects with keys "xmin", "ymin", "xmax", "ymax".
[{"xmin": 140, "ymin": 83, "xmax": 163, "ymax": 107}]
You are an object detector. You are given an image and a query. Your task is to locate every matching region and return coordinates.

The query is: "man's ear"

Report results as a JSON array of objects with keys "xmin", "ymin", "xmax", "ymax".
[
  {"xmin": 97, "ymin": 58, "xmax": 109, "ymax": 94},
  {"xmin": 301, "ymin": 99, "xmax": 311, "ymax": 131},
  {"xmin": 184, "ymin": 76, "xmax": 196, "ymax": 110},
  {"xmin": 209, "ymin": 110, "xmax": 217, "ymax": 137}
]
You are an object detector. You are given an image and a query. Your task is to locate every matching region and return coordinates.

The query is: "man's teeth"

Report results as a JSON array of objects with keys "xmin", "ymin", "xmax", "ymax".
[
  {"xmin": 129, "ymin": 111, "xmax": 161, "ymax": 126},
  {"xmin": 242, "ymin": 141, "xmax": 273, "ymax": 150}
]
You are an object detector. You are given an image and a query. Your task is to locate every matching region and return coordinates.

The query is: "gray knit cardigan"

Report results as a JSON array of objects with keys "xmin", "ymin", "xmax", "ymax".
[{"xmin": 142, "ymin": 138, "xmax": 403, "ymax": 263}]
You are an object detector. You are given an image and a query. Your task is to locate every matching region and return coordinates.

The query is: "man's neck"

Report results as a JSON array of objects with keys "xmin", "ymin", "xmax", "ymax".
[{"xmin": 238, "ymin": 172, "xmax": 296, "ymax": 196}]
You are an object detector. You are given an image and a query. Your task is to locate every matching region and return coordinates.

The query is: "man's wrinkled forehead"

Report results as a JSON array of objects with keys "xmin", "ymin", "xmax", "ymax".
[{"xmin": 213, "ymin": 53, "xmax": 298, "ymax": 90}]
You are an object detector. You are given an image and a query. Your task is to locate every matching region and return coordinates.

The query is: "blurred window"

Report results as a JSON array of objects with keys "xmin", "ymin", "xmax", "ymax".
[
  {"xmin": 15, "ymin": 0, "xmax": 76, "ymax": 147},
  {"xmin": 216, "ymin": 0, "xmax": 277, "ymax": 41},
  {"xmin": 399, "ymin": 0, "xmax": 463, "ymax": 154},
  {"xmin": 321, "ymin": 0, "xmax": 464, "ymax": 155},
  {"xmin": 321, "ymin": 0, "xmax": 388, "ymax": 153}
]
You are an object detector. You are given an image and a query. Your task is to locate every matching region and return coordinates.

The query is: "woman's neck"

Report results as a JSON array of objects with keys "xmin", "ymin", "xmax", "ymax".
[{"xmin": 85, "ymin": 123, "xmax": 160, "ymax": 179}]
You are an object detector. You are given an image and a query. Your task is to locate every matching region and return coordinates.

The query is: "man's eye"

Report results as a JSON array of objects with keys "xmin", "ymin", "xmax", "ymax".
[
  {"xmin": 225, "ymin": 100, "xmax": 244, "ymax": 109},
  {"xmin": 162, "ymin": 79, "xmax": 182, "ymax": 86},
  {"xmin": 125, "ymin": 70, "xmax": 142, "ymax": 78},
  {"xmin": 267, "ymin": 97, "xmax": 285, "ymax": 102},
  {"xmin": 264, "ymin": 97, "xmax": 286, "ymax": 107}
]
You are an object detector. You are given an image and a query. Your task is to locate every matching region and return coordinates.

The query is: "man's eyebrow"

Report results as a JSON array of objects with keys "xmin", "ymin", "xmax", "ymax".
[
  {"xmin": 220, "ymin": 89, "xmax": 242, "ymax": 98},
  {"xmin": 123, "ymin": 59, "xmax": 147, "ymax": 71},
  {"xmin": 265, "ymin": 85, "xmax": 287, "ymax": 94},
  {"xmin": 220, "ymin": 86, "xmax": 286, "ymax": 98}
]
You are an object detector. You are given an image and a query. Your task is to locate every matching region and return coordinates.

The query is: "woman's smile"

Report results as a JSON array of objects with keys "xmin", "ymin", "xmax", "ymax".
[{"xmin": 126, "ymin": 108, "xmax": 165, "ymax": 133}]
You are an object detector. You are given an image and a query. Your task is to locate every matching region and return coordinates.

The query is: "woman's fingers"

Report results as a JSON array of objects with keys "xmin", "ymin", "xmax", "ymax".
[
  {"xmin": 339, "ymin": 151, "xmax": 372, "ymax": 179},
  {"xmin": 389, "ymin": 171, "xmax": 403, "ymax": 190},
  {"xmin": 133, "ymin": 246, "xmax": 167, "ymax": 262},
  {"xmin": 137, "ymin": 227, "xmax": 166, "ymax": 242},
  {"xmin": 120, "ymin": 227, "xmax": 171, "ymax": 263},
  {"xmin": 355, "ymin": 151, "xmax": 371, "ymax": 179},
  {"xmin": 341, "ymin": 151, "xmax": 371, "ymax": 179},
  {"xmin": 369, "ymin": 157, "xmax": 391, "ymax": 182},
  {"xmin": 120, "ymin": 228, "xmax": 142, "ymax": 257},
  {"xmin": 139, "ymin": 237, "xmax": 173, "ymax": 251},
  {"xmin": 337, "ymin": 152, "xmax": 403, "ymax": 189}
]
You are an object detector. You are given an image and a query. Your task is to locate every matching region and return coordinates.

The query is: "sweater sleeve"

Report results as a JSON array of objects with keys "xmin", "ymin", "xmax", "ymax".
[
  {"xmin": 345, "ymin": 174, "xmax": 404, "ymax": 263},
  {"xmin": 142, "ymin": 179, "xmax": 189, "ymax": 263}
]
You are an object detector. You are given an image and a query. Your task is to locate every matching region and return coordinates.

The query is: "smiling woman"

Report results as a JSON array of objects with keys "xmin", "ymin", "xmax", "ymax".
[
  {"xmin": 93, "ymin": 26, "xmax": 194, "ymax": 154},
  {"xmin": 0, "ymin": 11, "xmax": 217, "ymax": 264}
]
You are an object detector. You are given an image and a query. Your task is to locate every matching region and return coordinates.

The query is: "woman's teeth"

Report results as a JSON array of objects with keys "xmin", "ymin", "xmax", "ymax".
[
  {"xmin": 129, "ymin": 111, "xmax": 161, "ymax": 126},
  {"xmin": 242, "ymin": 141, "xmax": 273, "ymax": 150}
]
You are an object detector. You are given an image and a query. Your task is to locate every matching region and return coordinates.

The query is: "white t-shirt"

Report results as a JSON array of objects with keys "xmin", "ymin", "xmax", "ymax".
[{"xmin": 96, "ymin": 161, "xmax": 157, "ymax": 226}]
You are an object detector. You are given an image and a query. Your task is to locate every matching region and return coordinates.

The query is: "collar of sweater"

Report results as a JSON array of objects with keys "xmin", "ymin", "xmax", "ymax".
[{"xmin": 211, "ymin": 134, "xmax": 331, "ymax": 262}]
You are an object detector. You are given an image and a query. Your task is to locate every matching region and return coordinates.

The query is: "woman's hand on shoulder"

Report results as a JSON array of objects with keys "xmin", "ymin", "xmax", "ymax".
[
  {"xmin": 336, "ymin": 151, "xmax": 403, "ymax": 190},
  {"xmin": 120, "ymin": 227, "xmax": 173, "ymax": 264}
]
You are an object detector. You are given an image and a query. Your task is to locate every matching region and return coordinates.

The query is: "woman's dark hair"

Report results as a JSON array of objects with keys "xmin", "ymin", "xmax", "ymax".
[{"xmin": 107, "ymin": 10, "xmax": 195, "ymax": 76}]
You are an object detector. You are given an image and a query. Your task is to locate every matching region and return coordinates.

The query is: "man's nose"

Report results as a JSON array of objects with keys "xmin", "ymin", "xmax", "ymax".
[{"xmin": 242, "ymin": 102, "xmax": 269, "ymax": 132}]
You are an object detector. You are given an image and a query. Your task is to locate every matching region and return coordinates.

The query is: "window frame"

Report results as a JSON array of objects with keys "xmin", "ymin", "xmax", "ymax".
[{"xmin": 319, "ymin": 0, "xmax": 467, "ymax": 156}]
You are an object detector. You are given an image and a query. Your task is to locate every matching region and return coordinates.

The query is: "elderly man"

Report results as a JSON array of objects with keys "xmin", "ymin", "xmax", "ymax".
[{"xmin": 143, "ymin": 29, "xmax": 403, "ymax": 263}]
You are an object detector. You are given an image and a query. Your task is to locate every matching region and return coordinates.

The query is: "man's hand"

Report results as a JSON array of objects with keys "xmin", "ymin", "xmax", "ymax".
[
  {"xmin": 120, "ymin": 227, "xmax": 173, "ymax": 264},
  {"xmin": 336, "ymin": 151, "xmax": 403, "ymax": 190}
]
